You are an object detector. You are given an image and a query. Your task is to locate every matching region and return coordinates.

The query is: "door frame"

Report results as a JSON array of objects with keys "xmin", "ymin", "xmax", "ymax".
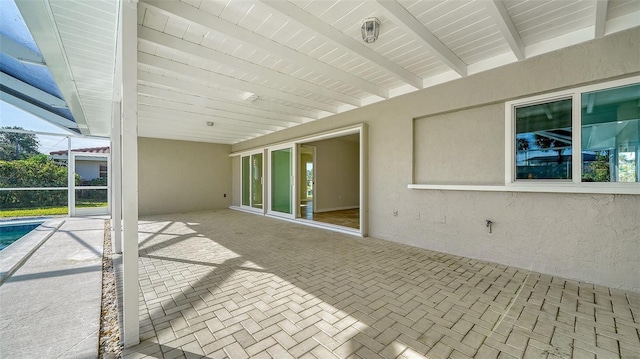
[
  {"xmin": 69, "ymin": 152, "xmax": 110, "ymax": 217},
  {"xmin": 266, "ymin": 143, "xmax": 297, "ymax": 219},
  {"xmin": 240, "ymin": 150, "xmax": 265, "ymax": 214},
  {"xmin": 298, "ymin": 145, "xmax": 316, "ymax": 217},
  {"xmin": 231, "ymin": 123, "xmax": 367, "ymax": 236}
]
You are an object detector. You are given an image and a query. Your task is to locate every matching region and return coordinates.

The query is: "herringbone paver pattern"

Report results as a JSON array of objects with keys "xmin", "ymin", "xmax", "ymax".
[{"xmin": 122, "ymin": 210, "xmax": 640, "ymax": 359}]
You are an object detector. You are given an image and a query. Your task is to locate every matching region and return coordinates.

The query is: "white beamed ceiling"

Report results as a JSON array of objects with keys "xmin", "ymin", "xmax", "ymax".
[
  {"xmin": 22, "ymin": 0, "xmax": 640, "ymax": 144},
  {"xmin": 135, "ymin": 0, "xmax": 640, "ymax": 144}
]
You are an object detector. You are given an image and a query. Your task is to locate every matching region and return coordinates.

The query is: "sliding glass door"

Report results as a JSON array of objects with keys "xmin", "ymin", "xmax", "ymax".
[
  {"xmin": 268, "ymin": 146, "xmax": 295, "ymax": 218},
  {"xmin": 241, "ymin": 152, "xmax": 264, "ymax": 211}
]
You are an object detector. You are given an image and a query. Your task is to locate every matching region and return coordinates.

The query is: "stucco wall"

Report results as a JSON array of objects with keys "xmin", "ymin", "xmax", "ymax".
[
  {"xmin": 138, "ymin": 137, "xmax": 232, "ymax": 215},
  {"xmin": 75, "ymin": 161, "xmax": 101, "ymax": 182},
  {"xmin": 231, "ymin": 28, "xmax": 640, "ymax": 291},
  {"xmin": 414, "ymin": 104, "xmax": 504, "ymax": 185}
]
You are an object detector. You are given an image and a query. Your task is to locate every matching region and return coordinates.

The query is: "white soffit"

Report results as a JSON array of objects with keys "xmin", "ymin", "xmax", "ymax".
[{"xmin": 16, "ymin": 0, "xmax": 119, "ymax": 137}]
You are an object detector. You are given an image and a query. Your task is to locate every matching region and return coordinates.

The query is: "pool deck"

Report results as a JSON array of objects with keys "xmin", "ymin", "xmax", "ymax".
[{"xmin": 0, "ymin": 217, "xmax": 105, "ymax": 358}]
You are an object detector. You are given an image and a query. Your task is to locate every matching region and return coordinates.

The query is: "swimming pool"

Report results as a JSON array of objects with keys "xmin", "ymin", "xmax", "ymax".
[{"xmin": 0, "ymin": 222, "xmax": 44, "ymax": 251}]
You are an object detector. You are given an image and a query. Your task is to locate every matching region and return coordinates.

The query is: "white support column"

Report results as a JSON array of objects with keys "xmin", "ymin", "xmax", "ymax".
[
  {"xmin": 111, "ymin": 101, "xmax": 123, "ymax": 254},
  {"xmin": 67, "ymin": 136, "xmax": 74, "ymax": 216},
  {"xmin": 121, "ymin": 0, "xmax": 140, "ymax": 348}
]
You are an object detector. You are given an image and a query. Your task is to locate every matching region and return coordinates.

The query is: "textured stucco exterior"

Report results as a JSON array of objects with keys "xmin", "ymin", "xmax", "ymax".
[
  {"xmin": 138, "ymin": 137, "xmax": 232, "ymax": 215},
  {"xmin": 231, "ymin": 28, "xmax": 640, "ymax": 291}
]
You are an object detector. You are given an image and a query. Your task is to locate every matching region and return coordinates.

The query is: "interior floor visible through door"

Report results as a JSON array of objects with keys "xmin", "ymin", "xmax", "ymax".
[{"xmin": 300, "ymin": 201, "xmax": 359, "ymax": 229}]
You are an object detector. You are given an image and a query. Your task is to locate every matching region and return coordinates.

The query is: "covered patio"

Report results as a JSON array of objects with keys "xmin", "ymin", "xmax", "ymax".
[
  {"xmin": 122, "ymin": 210, "xmax": 640, "ymax": 358},
  {"xmin": 2, "ymin": 0, "xmax": 639, "ymax": 357}
]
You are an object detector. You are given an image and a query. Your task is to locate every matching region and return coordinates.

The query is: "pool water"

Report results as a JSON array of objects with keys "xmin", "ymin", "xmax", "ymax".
[{"xmin": 0, "ymin": 223, "xmax": 41, "ymax": 251}]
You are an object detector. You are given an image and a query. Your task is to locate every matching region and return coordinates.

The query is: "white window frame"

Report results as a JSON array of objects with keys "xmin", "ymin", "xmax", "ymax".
[
  {"xmin": 240, "ymin": 150, "xmax": 265, "ymax": 214},
  {"xmin": 505, "ymin": 76, "xmax": 640, "ymax": 194},
  {"xmin": 266, "ymin": 143, "xmax": 297, "ymax": 219}
]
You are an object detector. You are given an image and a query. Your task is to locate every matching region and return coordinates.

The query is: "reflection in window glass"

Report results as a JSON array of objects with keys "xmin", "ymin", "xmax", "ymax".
[
  {"xmin": 582, "ymin": 84, "xmax": 640, "ymax": 182},
  {"xmin": 515, "ymin": 99, "xmax": 573, "ymax": 180}
]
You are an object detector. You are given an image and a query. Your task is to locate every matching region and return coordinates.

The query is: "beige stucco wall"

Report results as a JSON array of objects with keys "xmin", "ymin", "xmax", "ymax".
[
  {"xmin": 138, "ymin": 137, "xmax": 232, "ymax": 215},
  {"xmin": 414, "ymin": 104, "xmax": 505, "ymax": 185}
]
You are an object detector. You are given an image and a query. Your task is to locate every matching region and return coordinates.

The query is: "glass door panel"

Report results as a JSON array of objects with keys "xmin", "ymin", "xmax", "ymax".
[
  {"xmin": 71, "ymin": 153, "xmax": 109, "ymax": 216},
  {"xmin": 241, "ymin": 156, "xmax": 251, "ymax": 206},
  {"xmin": 271, "ymin": 148, "xmax": 292, "ymax": 214},
  {"xmin": 251, "ymin": 153, "xmax": 263, "ymax": 209}
]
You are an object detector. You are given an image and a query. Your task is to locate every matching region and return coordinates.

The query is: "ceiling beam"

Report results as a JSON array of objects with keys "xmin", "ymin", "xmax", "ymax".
[
  {"xmin": 142, "ymin": 0, "xmax": 387, "ymax": 98},
  {"xmin": 138, "ymin": 85, "xmax": 306, "ymax": 125},
  {"xmin": 136, "ymin": 130, "xmax": 238, "ymax": 144},
  {"xmin": 138, "ymin": 98, "xmax": 288, "ymax": 131},
  {"xmin": 0, "ymin": 72, "xmax": 67, "ymax": 108},
  {"xmin": 484, "ymin": 0, "xmax": 525, "ymax": 61},
  {"xmin": 138, "ymin": 114, "xmax": 269, "ymax": 141},
  {"xmin": 375, "ymin": 0, "xmax": 467, "ymax": 77},
  {"xmin": 138, "ymin": 52, "xmax": 338, "ymax": 113},
  {"xmin": 260, "ymin": 0, "xmax": 422, "ymax": 90},
  {"xmin": 138, "ymin": 26, "xmax": 353, "ymax": 111},
  {"xmin": 137, "ymin": 71, "xmax": 319, "ymax": 119},
  {"xmin": 594, "ymin": 0, "xmax": 608, "ymax": 38},
  {"xmin": 138, "ymin": 113, "xmax": 270, "ymax": 137},
  {"xmin": 138, "ymin": 122, "xmax": 246, "ymax": 141},
  {"xmin": 0, "ymin": 33, "xmax": 46, "ymax": 66}
]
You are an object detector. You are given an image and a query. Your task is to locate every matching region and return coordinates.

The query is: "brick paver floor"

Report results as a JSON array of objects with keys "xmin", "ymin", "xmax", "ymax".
[{"xmin": 122, "ymin": 210, "xmax": 640, "ymax": 359}]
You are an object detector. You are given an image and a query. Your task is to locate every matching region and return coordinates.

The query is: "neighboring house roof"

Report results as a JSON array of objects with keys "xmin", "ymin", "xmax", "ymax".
[{"xmin": 50, "ymin": 146, "xmax": 110, "ymax": 156}]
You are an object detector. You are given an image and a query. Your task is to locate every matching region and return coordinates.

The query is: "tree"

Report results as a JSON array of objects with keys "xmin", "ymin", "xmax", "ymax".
[
  {"xmin": 0, "ymin": 127, "xmax": 40, "ymax": 160},
  {"xmin": 534, "ymin": 134, "xmax": 567, "ymax": 164},
  {"xmin": 0, "ymin": 154, "xmax": 72, "ymax": 208},
  {"xmin": 582, "ymin": 151, "xmax": 611, "ymax": 182},
  {"xmin": 517, "ymin": 138, "xmax": 530, "ymax": 163}
]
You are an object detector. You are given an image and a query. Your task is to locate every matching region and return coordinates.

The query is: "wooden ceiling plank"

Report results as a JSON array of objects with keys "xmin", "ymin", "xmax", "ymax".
[
  {"xmin": 138, "ymin": 84, "xmax": 308, "ymax": 124},
  {"xmin": 484, "ymin": 0, "xmax": 526, "ymax": 60},
  {"xmin": 261, "ymin": 0, "xmax": 423, "ymax": 90},
  {"xmin": 138, "ymin": 52, "xmax": 338, "ymax": 112},
  {"xmin": 375, "ymin": 0, "xmax": 468, "ymax": 77},
  {"xmin": 141, "ymin": 0, "xmax": 375, "ymax": 101},
  {"xmin": 137, "ymin": 71, "xmax": 318, "ymax": 120}
]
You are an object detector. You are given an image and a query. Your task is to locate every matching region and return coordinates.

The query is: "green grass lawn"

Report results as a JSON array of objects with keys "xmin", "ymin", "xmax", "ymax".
[{"xmin": 0, "ymin": 201, "xmax": 107, "ymax": 218}]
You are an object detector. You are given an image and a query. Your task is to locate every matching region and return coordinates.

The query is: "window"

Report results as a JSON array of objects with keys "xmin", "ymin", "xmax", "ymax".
[
  {"xmin": 581, "ymin": 84, "xmax": 639, "ymax": 183},
  {"xmin": 507, "ymin": 77, "xmax": 640, "ymax": 190},
  {"xmin": 99, "ymin": 165, "xmax": 108, "ymax": 178},
  {"xmin": 515, "ymin": 98, "xmax": 572, "ymax": 180}
]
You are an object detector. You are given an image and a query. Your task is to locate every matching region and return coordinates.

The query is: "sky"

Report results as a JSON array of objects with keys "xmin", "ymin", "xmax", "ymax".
[{"xmin": 0, "ymin": 100, "xmax": 109, "ymax": 154}]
